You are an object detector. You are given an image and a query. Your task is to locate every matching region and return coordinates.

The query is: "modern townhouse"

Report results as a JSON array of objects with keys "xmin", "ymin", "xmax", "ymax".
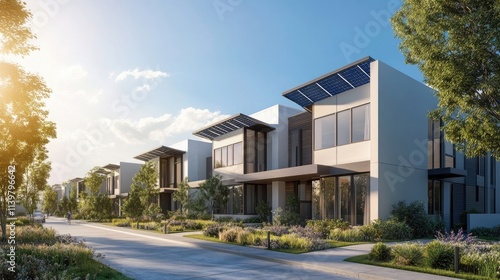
[
  {"xmin": 194, "ymin": 57, "xmax": 499, "ymax": 229},
  {"xmin": 193, "ymin": 104, "xmax": 303, "ymax": 219},
  {"xmin": 98, "ymin": 162, "xmax": 142, "ymax": 216},
  {"xmin": 134, "ymin": 139, "xmax": 212, "ymax": 214}
]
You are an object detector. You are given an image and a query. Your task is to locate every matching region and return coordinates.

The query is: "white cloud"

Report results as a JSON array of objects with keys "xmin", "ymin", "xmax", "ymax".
[
  {"xmin": 115, "ymin": 68, "xmax": 169, "ymax": 82},
  {"xmin": 104, "ymin": 107, "xmax": 229, "ymax": 144},
  {"xmin": 61, "ymin": 64, "xmax": 88, "ymax": 81},
  {"xmin": 75, "ymin": 88, "xmax": 104, "ymax": 104}
]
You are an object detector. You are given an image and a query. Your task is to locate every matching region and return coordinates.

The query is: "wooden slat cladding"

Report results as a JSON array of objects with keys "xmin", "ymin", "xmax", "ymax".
[{"xmin": 288, "ymin": 112, "xmax": 312, "ymax": 167}]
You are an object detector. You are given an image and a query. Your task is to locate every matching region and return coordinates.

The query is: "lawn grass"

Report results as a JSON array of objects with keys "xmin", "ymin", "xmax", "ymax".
[
  {"xmin": 67, "ymin": 259, "xmax": 134, "ymax": 280},
  {"xmin": 345, "ymin": 254, "xmax": 492, "ymax": 280},
  {"xmin": 185, "ymin": 234, "xmax": 361, "ymax": 254}
]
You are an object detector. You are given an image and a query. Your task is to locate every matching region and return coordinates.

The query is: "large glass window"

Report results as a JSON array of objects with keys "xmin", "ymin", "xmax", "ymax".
[
  {"xmin": 221, "ymin": 146, "xmax": 228, "ymax": 167},
  {"xmin": 491, "ymin": 156, "xmax": 496, "ymax": 184},
  {"xmin": 428, "ymin": 180, "xmax": 441, "ymax": 214},
  {"xmin": 234, "ymin": 142, "xmax": 243, "ymax": 165},
  {"xmin": 477, "ymin": 157, "xmax": 485, "ymax": 176},
  {"xmin": 214, "ymin": 142, "xmax": 243, "ymax": 169},
  {"xmin": 337, "ymin": 110, "xmax": 351, "ymax": 146},
  {"xmin": 226, "ymin": 185, "xmax": 243, "ymax": 214},
  {"xmin": 428, "ymin": 120, "xmax": 442, "ymax": 169},
  {"xmin": 245, "ymin": 184, "xmax": 267, "ymax": 214},
  {"xmin": 257, "ymin": 132, "xmax": 266, "ymax": 172},
  {"xmin": 339, "ymin": 176, "xmax": 351, "ymax": 222},
  {"xmin": 214, "ymin": 148, "xmax": 222, "ymax": 168},
  {"xmin": 245, "ymin": 129, "xmax": 256, "ymax": 173},
  {"xmin": 161, "ymin": 156, "xmax": 182, "ymax": 188},
  {"xmin": 227, "ymin": 145, "xmax": 234, "ymax": 166},
  {"xmin": 351, "ymin": 104, "xmax": 370, "ymax": 142},
  {"xmin": 314, "ymin": 114, "xmax": 335, "ymax": 150},
  {"xmin": 354, "ymin": 174, "xmax": 369, "ymax": 226},
  {"xmin": 313, "ymin": 174, "xmax": 370, "ymax": 225},
  {"xmin": 317, "ymin": 177, "xmax": 336, "ymax": 219},
  {"xmin": 433, "ymin": 120, "xmax": 441, "ymax": 168}
]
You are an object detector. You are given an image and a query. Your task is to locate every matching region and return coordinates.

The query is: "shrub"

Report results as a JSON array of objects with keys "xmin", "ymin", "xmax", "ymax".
[
  {"xmin": 112, "ymin": 218, "xmax": 130, "ymax": 227},
  {"xmin": 391, "ymin": 200, "xmax": 435, "ymax": 238},
  {"xmin": 460, "ymin": 243, "xmax": 500, "ymax": 278},
  {"xmin": 369, "ymin": 242, "xmax": 392, "ymax": 262},
  {"xmin": 425, "ymin": 240, "xmax": 454, "ymax": 269},
  {"xmin": 216, "ymin": 216, "xmax": 234, "ymax": 223},
  {"xmin": 365, "ymin": 219, "xmax": 411, "ymax": 241},
  {"xmin": 471, "ymin": 225, "xmax": 500, "ymax": 237},
  {"xmin": 16, "ymin": 216, "xmax": 32, "ymax": 226},
  {"xmin": 288, "ymin": 226, "xmax": 323, "ymax": 240},
  {"xmin": 219, "ymin": 227, "xmax": 241, "ymax": 243},
  {"xmin": 330, "ymin": 227, "xmax": 372, "ymax": 242},
  {"xmin": 256, "ymin": 200, "xmax": 272, "ymax": 223},
  {"xmin": 391, "ymin": 242, "xmax": 424, "ymax": 266},
  {"xmin": 204, "ymin": 223, "xmax": 223, "ymax": 237},
  {"xmin": 243, "ymin": 217, "xmax": 262, "ymax": 223},
  {"xmin": 263, "ymin": 225, "xmax": 290, "ymax": 236},
  {"xmin": 306, "ymin": 219, "xmax": 351, "ymax": 239},
  {"xmin": 17, "ymin": 226, "xmax": 56, "ymax": 245}
]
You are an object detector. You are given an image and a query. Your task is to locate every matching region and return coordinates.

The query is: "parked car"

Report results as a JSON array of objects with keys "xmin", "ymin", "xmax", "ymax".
[{"xmin": 33, "ymin": 212, "xmax": 45, "ymax": 223}]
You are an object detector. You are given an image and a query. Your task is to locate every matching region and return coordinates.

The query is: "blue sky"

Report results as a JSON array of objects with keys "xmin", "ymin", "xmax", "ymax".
[{"xmin": 22, "ymin": 0, "xmax": 424, "ymax": 184}]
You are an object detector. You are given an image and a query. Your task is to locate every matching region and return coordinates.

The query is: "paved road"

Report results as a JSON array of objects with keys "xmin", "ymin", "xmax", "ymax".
[{"xmin": 46, "ymin": 218, "xmax": 355, "ymax": 280}]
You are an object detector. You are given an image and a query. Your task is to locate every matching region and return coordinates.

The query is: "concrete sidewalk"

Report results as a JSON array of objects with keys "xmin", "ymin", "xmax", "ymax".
[{"xmin": 71, "ymin": 220, "xmax": 458, "ymax": 280}]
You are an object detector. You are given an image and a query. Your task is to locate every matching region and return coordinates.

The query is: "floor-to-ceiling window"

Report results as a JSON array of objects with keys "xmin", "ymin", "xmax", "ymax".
[
  {"xmin": 312, "ymin": 174, "xmax": 369, "ymax": 225},
  {"xmin": 244, "ymin": 184, "xmax": 267, "ymax": 214},
  {"xmin": 428, "ymin": 180, "xmax": 442, "ymax": 215},
  {"xmin": 160, "ymin": 155, "xmax": 183, "ymax": 188},
  {"xmin": 244, "ymin": 129, "xmax": 267, "ymax": 174}
]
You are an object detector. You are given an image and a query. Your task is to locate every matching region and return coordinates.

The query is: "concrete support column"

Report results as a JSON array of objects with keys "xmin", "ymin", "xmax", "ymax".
[{"xmin": 272, "ymin": 181, "xmax": 286, "ymax": 211}]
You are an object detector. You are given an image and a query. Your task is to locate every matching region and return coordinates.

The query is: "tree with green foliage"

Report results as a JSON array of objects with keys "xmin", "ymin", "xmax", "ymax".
[
  {"xmin": 19, "ymin": 148, "xmax": 51, "ymax": 215},
  {"xmin": 84, "ymin": 167, "xmax": 105, "ymax": 196},
  {"xmin": 133, "ymin": 161, "xmax": 158, "ymax": 204},
  {"xmin": 128, "ymin": 161, "xmax": 160, "ymax": 221},
  {"xmin": 79, "ymin": 167, "xmax": 112, "ymax": 221},
  {"xmin": 173, "ymin": 177, "xmax": 190, "ymax": 215},
  {"xmin": 42, "ymin": 185, "xmax": 57, "ymax": 215},
  {"xmin": 122, "ymin": 184, "xmax": 145, "ymax": 227},
  {"xmin": 0, "ymin": 0, "xmax": 56, "ymax": 240},
  {"xmin": 392, "ymin": 0, "xmax": 500, "ymax": 157},
  {"xmin": 198, "ymin": 175, "xmax": 228, "ymax": 220}
]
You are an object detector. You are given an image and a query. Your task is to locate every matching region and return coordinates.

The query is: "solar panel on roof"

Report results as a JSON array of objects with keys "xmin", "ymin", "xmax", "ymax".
[
  {"xmin": 283, "ymin": 57, "xmax": 374, "ymax": 109},
  {"xmin": 193, "ymin": 113, "xmax": 275, "ymax": 140}
]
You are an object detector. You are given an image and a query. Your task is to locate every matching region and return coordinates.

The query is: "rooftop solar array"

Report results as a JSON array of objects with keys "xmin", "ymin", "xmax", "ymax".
[
  {"xmin": 193, "ymin": 113, "xmax": 275, "ymax": 140},
  {"xmin": 283, "ymin": 57, "xmax": 374, "ymax": 109},
  {"xmin": 134, "ymin": 146, "xmax": 185, "ymax": 162}
]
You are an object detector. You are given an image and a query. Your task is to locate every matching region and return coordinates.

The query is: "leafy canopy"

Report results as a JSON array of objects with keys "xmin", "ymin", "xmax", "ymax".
[
  {"xmin": 392, "ymin": 0, "xmax": 500, "ymax": 157},
  {"xmin": 0, "ymin": 1, "xmax": 55, "ymax": 240}
]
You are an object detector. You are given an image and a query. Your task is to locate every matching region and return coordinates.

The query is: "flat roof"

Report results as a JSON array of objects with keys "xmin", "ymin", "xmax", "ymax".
[
  {"xmin": 193, "ymin": 113, "xmax": 275, "ymax": 141},
  {"xmin": 283, "ymin": 57, "xmax": 374, "ymax": 109},
  {"xmin": 102, "ymin": 163, "xmax": 120, "ymax": 170},
  {"xmin": 134, "ymin": 146, "xmax": 185, "ymax": 162}
]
